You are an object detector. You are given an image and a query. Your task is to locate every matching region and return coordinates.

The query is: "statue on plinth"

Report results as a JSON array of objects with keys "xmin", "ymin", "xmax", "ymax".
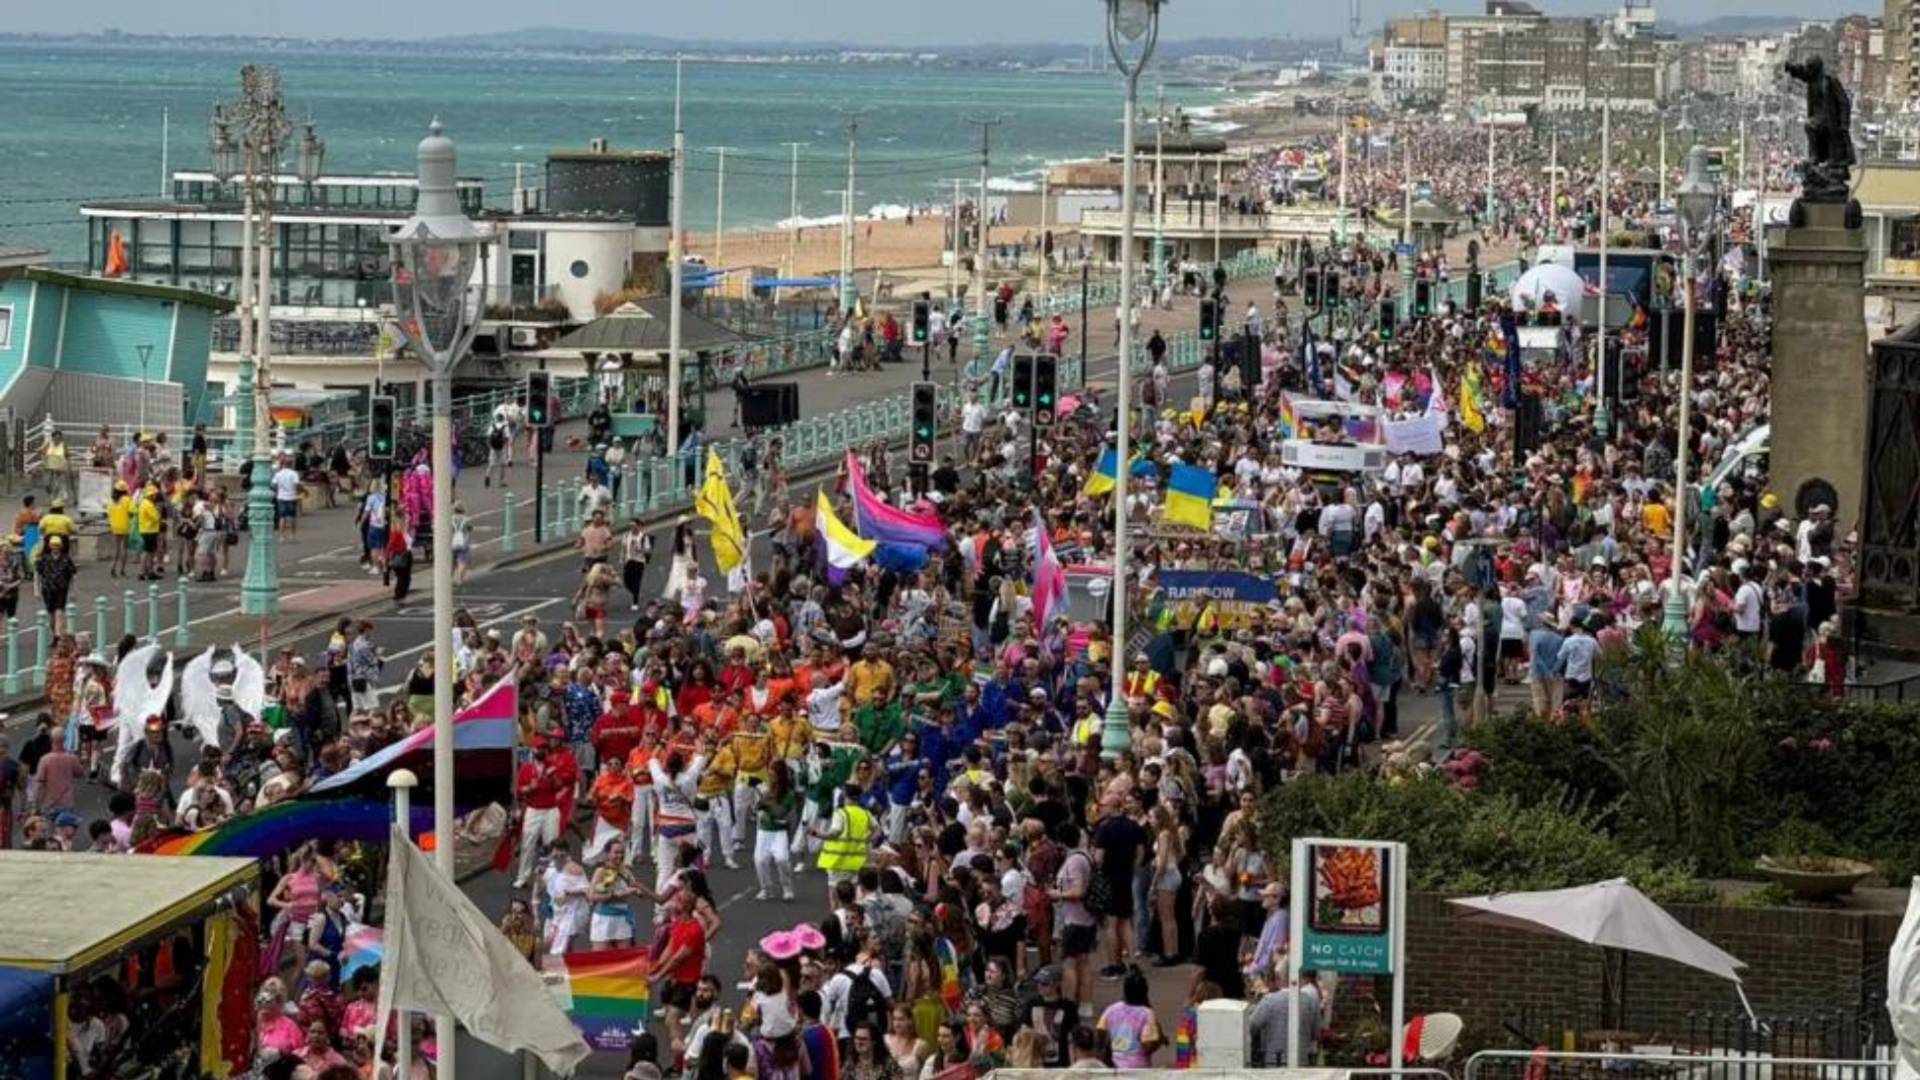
[{"xmin": 1785, "ymin": 54, "xmax": 1856, "ymax": 204}]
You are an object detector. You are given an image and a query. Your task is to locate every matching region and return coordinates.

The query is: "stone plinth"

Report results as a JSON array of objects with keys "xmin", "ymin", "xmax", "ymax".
[{"xmin": 1768, "ymin": 199, "xmax": 1869, "ymax": 524}]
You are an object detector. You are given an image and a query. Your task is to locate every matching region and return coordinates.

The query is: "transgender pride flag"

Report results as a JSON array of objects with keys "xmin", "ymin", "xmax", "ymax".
[{"xmin": 1030, "ymin": 508, "xmax": 1066, "ymax": 629}]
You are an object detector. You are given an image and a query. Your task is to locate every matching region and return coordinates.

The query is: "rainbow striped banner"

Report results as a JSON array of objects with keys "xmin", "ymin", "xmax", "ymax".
[
  {"xmin": 562, "ymin": 947, "xmax": 650, "ymax": 1051},
  {"xmin": 138, "ymin": 796, "xmax": 432, "ymax": 857}
]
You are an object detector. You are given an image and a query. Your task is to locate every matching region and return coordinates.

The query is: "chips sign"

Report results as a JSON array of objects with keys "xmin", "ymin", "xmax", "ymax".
[
  {"xmin": 1287, "ymin": 837, "xmax": 1410, "ymax": 1070},
  {"xmin": 1290, "ymin": 838, "xmax": 1406, "ymax": 977}
]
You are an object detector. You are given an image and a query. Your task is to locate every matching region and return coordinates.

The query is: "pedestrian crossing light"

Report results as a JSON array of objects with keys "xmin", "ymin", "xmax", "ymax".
[
  {"xmin": 1378, "ymin": 298, "xmax": 1397, "ymax": 341},
  {"xmin": 1199, "ymin": 297, "xmax": 1218, "ymax": 342},
  {"xmin": 911, "ymin": 299, "xmax": 931, "ymax": 345},
  {"xmin": 910, "ymin": 381, "xmax": 938, "ymax": 464},
  {"xmin": 1322, "ymin": 271, "xmax": 1341, "ymax": 310},
  {"xmin": 1303, "ymin": 272, "xmax": 1322, "ymax": 311},
  {"xmin": 369, "ymin": 395, "xmax": 396, "ymax": 461},
  {"xmin": 525, "ymin": 370, "xmax": 552, "ymax": 427},
  {"xmin": 1033, "ymin": 355, "xmax": 1058, "ymax": 428},
  {"xmin": 1413, "ymin": 279, "xmax": 1433, "ymax": 318},
  {"xmin": 1011, "ymin": 354, "xmax": 1035, "ymax": 410}
]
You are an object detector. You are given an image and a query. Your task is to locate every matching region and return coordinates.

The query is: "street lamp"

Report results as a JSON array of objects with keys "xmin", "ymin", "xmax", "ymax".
[
  {"xmin": 1100, "ymin": 0, "xmax": 1164, "ymax": 760},
  {"xmin": 388, "ymin": 118, "xmax": 490, "ymax": 1080},
  {"xmin": 1593, "ymin": 27, "xmax": 1618, "ymax": 440},
  {"xmin": 1661, "ymin": 144, "xmax": 1718, "ymax": 643},
  {"xmin": 136, "ymin": 343, "xmax": 153, "ymax": 434},
  {"xmin": 297, "ymin": 122, "xmax": 327, "ymax": 191},
  {"xmin": 217, "ymin": 64, "xmax": 299, "ymax": 618}
]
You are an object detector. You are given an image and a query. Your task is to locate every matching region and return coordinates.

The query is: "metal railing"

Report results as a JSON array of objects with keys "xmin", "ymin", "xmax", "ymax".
[
  {"xmin": 0, "ymin": 577, "xmax": 203, "ymax": 698},
  {"xmin": 1465, "ymin": 1047, "xmax": 1893, "ymax": 1080},
  {"xmin": 211, "ymin": 317, "xmax": 381, "ymax": 356}
]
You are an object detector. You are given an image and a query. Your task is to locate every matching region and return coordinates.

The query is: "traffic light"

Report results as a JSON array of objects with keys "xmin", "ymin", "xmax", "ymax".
[
  {"xmin": 910, "ymin": 382, "xmax": 937, "ymax": 464},
  {"xmin": 1199, "ymin": 297, "xmax": 1218, "ymax": 342},
  {"xmin": 1378, "ymin": 298, "xmax": 1397, "ymax": 341},
  {"xmin": 1011, "ymin": 354, "xmax": 1034, "ymax": 411},
  {"xmin": 911, "ymin": 299, "xmax": 930, "ymax": 345},
  {"xmin": 1032, "ymin": 355, "xmax": 1058, "ymax": 428},
  {"xmin": 526, "ymin": 370, "xmax": 552, "ymax": 427},
  {"xmin": 1465, "ymin": 270, "xmax": 1484, "ymax": 311},
  {"xmin": 1413, "ymin": 279, "xmax": 1432, "ymax": 318},
  {"xmin": 369, "ymin": 395, "xmax": 396, "ymax": 461},
  {"xmin": 1303, "ymin": 272, "xmax": 1321, "ymax": 311},
  {"xmin": 1322, "ymin": 271, "xmax": 1341, "ymax": 309}
]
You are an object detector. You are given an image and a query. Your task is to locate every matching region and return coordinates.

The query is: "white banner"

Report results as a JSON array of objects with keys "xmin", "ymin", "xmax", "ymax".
[
  {"xmin": 376, "ymin": 825, "xmax": 592, "ymax": 1076},
  {"xmin": 1384, "ymin": 411, "xmax": 1446, "ymax": 456}
]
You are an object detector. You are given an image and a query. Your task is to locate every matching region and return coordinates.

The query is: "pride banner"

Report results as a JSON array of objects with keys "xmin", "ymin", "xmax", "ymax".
[
  {"xmin": 138, "ymin": 797, "xmax": 432, "ymax": 858},
  {"xmin": 563, "ymin": 947, "xmax": 651, "ymax": 1051}
]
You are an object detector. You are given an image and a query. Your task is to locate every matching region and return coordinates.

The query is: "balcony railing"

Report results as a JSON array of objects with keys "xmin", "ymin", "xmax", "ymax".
[{"xmin": 211, "ymin": 318, "xmax": 381, "ymax": 356}]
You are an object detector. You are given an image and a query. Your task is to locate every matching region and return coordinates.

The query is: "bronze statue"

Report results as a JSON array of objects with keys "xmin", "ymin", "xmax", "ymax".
[{"xmin": 1785, "ymin": 54, "xmax": 1855, "ymax": 202}]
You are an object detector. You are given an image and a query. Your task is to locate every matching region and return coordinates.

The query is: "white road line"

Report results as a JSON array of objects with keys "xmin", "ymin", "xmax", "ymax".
[{"xmin": 366, "ymin": 597, "xmax": 568, "ymax": 689}]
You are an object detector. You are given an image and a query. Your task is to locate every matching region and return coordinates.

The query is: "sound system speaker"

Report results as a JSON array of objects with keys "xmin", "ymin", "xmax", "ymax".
[{"xmin": 740, "ymin": 383, "xmax": 800, "ymax": 429}]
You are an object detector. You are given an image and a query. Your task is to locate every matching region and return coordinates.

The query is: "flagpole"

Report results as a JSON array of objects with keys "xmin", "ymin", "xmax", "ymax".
[{"xmin": 380, "ymin": 770, "xmax": 418, "ymax": 1080}]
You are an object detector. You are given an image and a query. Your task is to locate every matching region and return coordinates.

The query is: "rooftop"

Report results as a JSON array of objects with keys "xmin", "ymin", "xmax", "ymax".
[
  {"xmin": 0, "ymin": 851, "xmax": 256, "ymax": 972},
  {"xmin": 22, "ymin": 266, "xmax": 237, "ymax": 313}
]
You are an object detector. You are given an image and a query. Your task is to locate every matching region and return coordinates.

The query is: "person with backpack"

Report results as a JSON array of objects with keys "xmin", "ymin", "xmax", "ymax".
[
  {"xmin": 824, "ymin": 936, "xmax": 894, "ymax": 1038},
  {"xmin": 1048, "ymin": 820, "xmax": 1101, "ymax": 1019}
]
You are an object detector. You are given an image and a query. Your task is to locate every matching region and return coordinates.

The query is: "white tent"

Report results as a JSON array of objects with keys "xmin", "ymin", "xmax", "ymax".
[
  {"xmin": 1450, "ymin": 878, "xmax": 1753, "ymax": 1023},
  {"xmin": 1890, "ymin": 879, "xmax": 1920, "ymax": 1080},
  {"xmin": 1508, "ymin": 263, "xmax": 1586, "ymax": 314}
]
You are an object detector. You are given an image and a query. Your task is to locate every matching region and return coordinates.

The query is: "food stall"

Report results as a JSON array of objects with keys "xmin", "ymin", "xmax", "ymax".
[{"xmin": 0, "ymin": 852, "xmax": 260, "ymax": 1080}]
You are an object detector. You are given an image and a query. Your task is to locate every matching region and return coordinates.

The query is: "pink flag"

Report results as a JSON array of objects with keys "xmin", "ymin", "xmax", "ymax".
[{"xmin": 1030, "ymin": 508, "xmax": 1066, "ymax": 629}]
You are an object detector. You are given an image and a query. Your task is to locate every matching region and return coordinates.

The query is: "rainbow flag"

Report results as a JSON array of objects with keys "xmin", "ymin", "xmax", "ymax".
[
  {"xmin": 1276, "ymin": 392, "xmax": 1298, "ymax": 439},
  {"xmin": 138, "ymin": 796, "xmax": 433, "ymax": 857},
  {"xmin": 563, "ymin": 947, "xmax": 651, "ymax": 1052},
  {"xmin": 309, "ymin": 674, "xmax": 517, "ymax": 794},
  {"xmin": 846, "ymin": 451, "xmax": 946, "ymax": 550},
  {"xmin": 935, "ymin": 937, "xmax": 963, "ymax": 1013}
]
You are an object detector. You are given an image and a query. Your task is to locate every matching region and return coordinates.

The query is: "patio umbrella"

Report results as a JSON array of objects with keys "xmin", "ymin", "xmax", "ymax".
[
  {"xmin": 1449, "ymin": 878, "xmax": 1754, "ymax": 1025},
  {"xmin": 1890, "ymin": 878, "xmax": 1920, "ymax": 1080}
]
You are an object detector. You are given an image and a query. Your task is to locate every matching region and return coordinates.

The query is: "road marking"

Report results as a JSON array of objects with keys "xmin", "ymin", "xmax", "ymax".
[{"xmin": 366, "ymin": 597, "xmax": 568, "ymax": 687}]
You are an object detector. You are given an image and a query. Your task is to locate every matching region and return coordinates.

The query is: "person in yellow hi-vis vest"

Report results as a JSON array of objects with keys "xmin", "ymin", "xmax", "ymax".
[{"xmin": 812, "ymin": 782, "xmax": 872, "ymax": 900}]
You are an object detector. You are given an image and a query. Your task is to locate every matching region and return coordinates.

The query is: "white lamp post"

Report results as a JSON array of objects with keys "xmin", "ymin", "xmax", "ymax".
[
  {"xmin": 387, "ymin": 118, "xmax": 490, "ymax": 1080},
  {"xmin": 1100, "ymin": 0, "xmax": 1164, "ymax": 760},
  {"xmin": 1661, "ymin": 144, "xmax": 1718, "ymax": 643}
]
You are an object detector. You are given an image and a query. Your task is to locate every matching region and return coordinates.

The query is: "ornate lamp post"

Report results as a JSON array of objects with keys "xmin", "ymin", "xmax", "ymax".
[
  {"xmin": 216, "ymin": 65, "xmax": 301, "ymax": 617},
  {"xmin": 1661, "ymin": 144, "xmax": 1719, "ymax": 643},
  {"xmin": 388, "ymin": 119, "xmax": 490, "ymax": 1079},
  {"xmin": 1099, "ymin": 0, "xmax": 1164, "ymax": 760}
]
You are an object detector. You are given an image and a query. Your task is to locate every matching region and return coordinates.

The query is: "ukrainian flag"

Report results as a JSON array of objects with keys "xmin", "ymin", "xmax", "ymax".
[
  {"xmin": 1084, "ymin": 448, "xmax": 1120, "ymax": 497},
  {"xmin": 1163, "ymin": 463, "xmax": 1215, "ymax": 530}
]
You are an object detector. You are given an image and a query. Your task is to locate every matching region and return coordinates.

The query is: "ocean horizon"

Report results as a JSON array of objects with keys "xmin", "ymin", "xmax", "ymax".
[{"xmin": 0, "ymin": 42, "xmax": 1228, "ymax": 260}]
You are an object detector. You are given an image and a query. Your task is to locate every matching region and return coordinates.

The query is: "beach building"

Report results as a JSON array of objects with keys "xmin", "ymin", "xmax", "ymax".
[
  {"xmin": 0, "ymin": 267, "xmax": 233, "ymax": 431},
  {"xmin": 77, "ymin": 140, "xmax": 673, "ymax": 404}
]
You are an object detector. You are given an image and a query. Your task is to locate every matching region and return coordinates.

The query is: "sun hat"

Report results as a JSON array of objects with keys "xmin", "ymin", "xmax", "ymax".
[
  {"xmin": 791, "ymin": 924, "xmax": 827, "ymax": 952},
  {"xmin": 760, "ymin": 930, "xmax": 803, "ymax": 960}
]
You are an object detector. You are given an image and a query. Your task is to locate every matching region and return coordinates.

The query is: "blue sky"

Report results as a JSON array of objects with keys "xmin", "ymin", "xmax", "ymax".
[{"xmin": 10, "ymin": 0, "xmax": 1860, "ymax": 43}]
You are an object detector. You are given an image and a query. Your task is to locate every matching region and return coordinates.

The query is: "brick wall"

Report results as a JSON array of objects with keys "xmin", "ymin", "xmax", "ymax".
[{"xmin": 1397, "ymin": 893, "xmax": 1902, "ymax": 1044}]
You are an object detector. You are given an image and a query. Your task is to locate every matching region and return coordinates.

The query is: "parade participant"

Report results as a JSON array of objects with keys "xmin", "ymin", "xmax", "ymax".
[
  {"xmin": 650, "ymin": 742, "xmax": 710, "ymax": 899},
  {"xmin": 813, "ymin": 781, "xmax": 874, "ymax": 901}
]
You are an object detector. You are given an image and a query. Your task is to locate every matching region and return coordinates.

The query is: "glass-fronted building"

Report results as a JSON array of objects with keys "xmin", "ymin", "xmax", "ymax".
[{"xmin": 82, "ymin": 171, "xmax": 487, "ymax": 310}]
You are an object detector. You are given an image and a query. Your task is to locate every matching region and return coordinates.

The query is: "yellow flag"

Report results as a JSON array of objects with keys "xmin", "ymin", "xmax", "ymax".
[
  {"xmin": 1460, "ymin": 363, "xmax": 1486, "ymax": 435},
  {"xmin": 695, "ymin": 448, "xmax": 746, "ymax": 573}
]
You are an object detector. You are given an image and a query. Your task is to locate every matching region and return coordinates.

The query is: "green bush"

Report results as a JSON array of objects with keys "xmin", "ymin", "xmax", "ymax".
[
  {"xmin": 1257, "ymin": 771, "xmax": 1711, "ymax": 903},
  {"xmin": 1746, "ymin": 701, "xmax": 1920, "ymax": 879}
]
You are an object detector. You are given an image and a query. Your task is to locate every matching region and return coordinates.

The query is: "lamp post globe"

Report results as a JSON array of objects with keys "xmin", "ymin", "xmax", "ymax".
[
  {"xmin": 1099, "ymin": 0, "xmax": 1163, "ymax": 760},
  {"xmin": 1660, "ymin": 144, "xmax": 1718, "ymax": 646}
]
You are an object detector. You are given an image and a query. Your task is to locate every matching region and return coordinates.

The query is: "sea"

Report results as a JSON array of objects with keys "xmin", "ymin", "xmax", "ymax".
[{"xmin": 0, "ymin": 42, "xmax": 1232, "ymax": 260}]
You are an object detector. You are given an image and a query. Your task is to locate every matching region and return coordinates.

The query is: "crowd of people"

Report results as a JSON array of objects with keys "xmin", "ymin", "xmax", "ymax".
[{"xmin": 0, "ymin": 106, "xmax": 1847, "ymax": 1080}]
